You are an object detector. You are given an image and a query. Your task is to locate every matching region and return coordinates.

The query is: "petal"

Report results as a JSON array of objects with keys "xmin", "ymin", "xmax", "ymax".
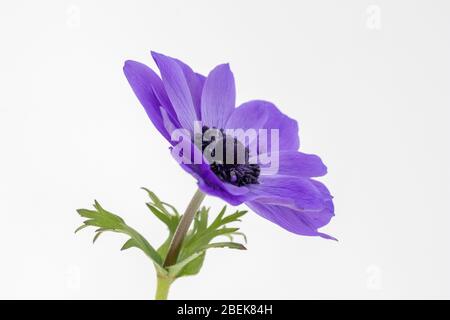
[
  {"xmin": 304, "ymin": 179, "xmax": 335, "ymax": 230},
  {"xmin": 174, "ymin": 57, "xmax": 206, "ymax": 119},
  {"xmin": 310, "ymin": 179, "xmax": 333, "ymax": 198},
  {"xmin": 123, "ymin": 60, "xmax": 175, "ymax": 141},
  {"xmin": 247, "ymin": 176, "xmax": 330, "ymax": 211},
  {"xmin": 226, "ymin": 100, "xmax": 299, "ymax": 152},
  {"xmin": 181, "ymin": 161, "xmax": 250, "ymax": 205},
  {"xmin": 256, "ymin": 151, "xmax": 327, "ymax": 177},
  {"xmin": 246, "ymin": 200, "xmax": 336, "ymax": 240},
  {"xmin": 201, "ymin": 64, "xmax": 236, "ymax": 129},
  {"xmin": 160, "ymin": 107, "xmax": 181, "ymax": 139},
  {"xmin": 151, "ymin": 51, "xmax": 198, "ymax": 132},
  {"xmin": 224, "ymin": 100, "xmax": 270, "ymax": 132}
]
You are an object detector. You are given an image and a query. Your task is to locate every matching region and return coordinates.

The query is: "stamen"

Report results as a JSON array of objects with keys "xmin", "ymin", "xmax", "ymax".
[{"xmin": 199, "ymin": 126, "xmax": 260, "ymax": 187}]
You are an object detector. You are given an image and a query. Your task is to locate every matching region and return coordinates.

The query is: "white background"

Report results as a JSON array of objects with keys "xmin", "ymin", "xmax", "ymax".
[{"xmin": 1, "ymin": 0, "xmax": 449, "ymax": 299}]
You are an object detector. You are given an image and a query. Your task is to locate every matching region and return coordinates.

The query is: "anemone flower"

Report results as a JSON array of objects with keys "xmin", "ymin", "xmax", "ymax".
[
  {"xmin": 123, "ymin": 51, "xmax": 335, "ymax": 245},
  {"xmin": 76, "ymin": 51, "xmax": 336, "ymax": 300}
]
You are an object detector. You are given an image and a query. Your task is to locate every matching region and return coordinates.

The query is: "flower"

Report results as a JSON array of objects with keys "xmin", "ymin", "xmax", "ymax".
[{"xmin": 123, "ymin": 52, "xmax": 335, "ymax": 240}]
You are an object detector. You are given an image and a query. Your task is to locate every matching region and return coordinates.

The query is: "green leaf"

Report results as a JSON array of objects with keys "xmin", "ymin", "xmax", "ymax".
[
  {"xmin": 208, "ymin": 206, "xmax": 227, "ymax": 230},
  {"xmin": 220, "ymin": 210, "xmax": 247, "ymax": 226},
  {"xmin": 199, "ymin": 242, "xmax": 247, "ymax": 251},
  {"xmin": 196, "ymin": 207, "xmax": 209, "ymax": 232},
  {"xmin": 161, "ymin": 202, "xmax": 180, "ymax": 216},
  {"xmin": 83, "ymin": 219, "xmax": 114, "ymax": 229},
  {"xmin": 124, "ymin": 225, "xmax": 163, "ymax": 265},
  {"xmin": 93, "ymin": 200, "xmax": 125, "ymax": 224},
  {"xmin": 76, "ymin": 191, "xmax": 248, "ymax": 282},
  {"xmin": 75, "ymin": 200, "xmax": 163, "ymax": 267},
  {"xmin": 121, "ymin": 238, "xmax": 139, "ymax": 251},
  {"xmin": 74, "ymin": 224, "xmax": 89, "ymax": 233},
  {"xmin": 142, "ymin": 187, "xmax": 170, "ymax": 215},
  {"xmin": 231, "ymin": 231, "xmax": 248, "ymax": 244},
  {"xmin": 92, "ymin": 231, "xmax": 103, "ymax": 243},
  {"xmin": 177, "ymin": 253, "xmax": 205, "ymax": 277},
  {"xmin": 157, "ymin": 237, "xmax": 172, "ymax": 258},
  {"xmin": 179, "ymin": 207, "xmax": 247, "ymax": 262},
  {"xmin": 76, "ymin": 209, "xmax": 100, "ymax": 219},
  {"xmin": 167, "ymin": 251, "xmax": 204, "ymax": 278},
  {"xmin": 143, "ymin": 188, "xmax": 180, "ymax": 235},
  {"xmin": 146, "ymin": 204, "xmax": 173, "ymax": 230}
]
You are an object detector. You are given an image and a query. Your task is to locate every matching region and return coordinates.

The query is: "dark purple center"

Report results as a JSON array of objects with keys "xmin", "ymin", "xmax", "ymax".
[{"xmin": 198, "ymin": 126, "xmax": 260, "ymax": 187}]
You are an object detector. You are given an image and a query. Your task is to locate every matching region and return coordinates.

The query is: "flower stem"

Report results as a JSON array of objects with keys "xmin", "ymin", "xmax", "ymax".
[
  {"xmin": 163, "ymin": 188, "xmax": 206, "ymax": 267},
  {"xmin": 155, "ymin": 275, "xmax": 172, "ymax": 300}
]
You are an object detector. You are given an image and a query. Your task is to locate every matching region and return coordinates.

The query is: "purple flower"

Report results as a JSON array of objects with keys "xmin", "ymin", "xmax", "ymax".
[{"xmin": 123, "ymin": 52, "xmax": 335, "ymax": 240}]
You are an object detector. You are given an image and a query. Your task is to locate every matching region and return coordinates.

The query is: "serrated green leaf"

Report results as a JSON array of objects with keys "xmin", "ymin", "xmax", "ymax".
[
  {"xmin": 121, "ymin": 238, "xmax": 139, "ymax": 251},
  {"xmin": 210, "ymin": 227, "xmax": 240, "ymax": 237},
  {"xmin": 95, "ymin": 227, "xmax": 113, "ymax": 233},
  {"xmin": 197, "ymin": 207, "xmax": 209, "ymax": 232},
  {"xmin": 146, "ymin": 203, "xmax": 173, "ymax": 230},
  {"xmin": 75, "ymin": 200, "xmax": 163, "ymax": 268},
  {"xmin": 161, "ymin": 202, "xmax": 179, "ymax": 216},
  {"xmin": 92, "ymin": 231, "xmax": 103, "ymax": 243},
  {"xmin": 231, "ymin": 231, "xmax": 248, "ymax": 244},
  {"xmin": 83, "ymin": 219, "xmax": 117, "ymax": 229},
  {"xmin": 76, "ymin": 194, "xmax": 248, "ymax": 282},
  {"xmin": 93, "ymin": 200, "xmax": 124, "ymax": 223},
  {"xmin": 209, "ymin": 206, "xmax": 227, "ymax": 230},
  {"xmin": 189, "ymin": 208, "xmax": 205, "ymax": 238},
  {"xmin": 222, "ymin": 233, "xmax": 234, "ymax": 241},
  {"xmin": 142, "ymin": 188, "xmax": 180, "ymax": 236},
  {"xmin": 199, "ymin": 242, "xmax": 247, "ymax": 251},
  {"xmin": 74, "ymin": 224, "xmax": 89, "ymax": 233},
  {"xmin": 123, "ymin": 225, "xmax": 163, "ymax": 265},
  {"xmin": 76, "ymin": 209, "xmax": 99, "ymax": 219},
  {"xmin": 181, "ymin": 227, "xmax": 240, "ymax": 259},
  {"xmin": 142, "ymin": 187, "xmax": 170, "ymax": 215},
  {"xmin": 220, "ymin": 210, "xmax": 247, "ymax": 226}
]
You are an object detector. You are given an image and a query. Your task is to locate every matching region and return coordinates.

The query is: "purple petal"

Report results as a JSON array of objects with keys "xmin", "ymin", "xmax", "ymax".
[
  {"xmin": 256, "ymin": 151, "xmax": 327, "ymax": 177},
  {"xmin": 247, "ymin": 176, "xmax": 330, "ymax": 211},
  {"xmin": 123, "ymin": 60, "xmax": 175, "ymax": 141},
  {"xmin": 310, "ymin": 179, "xmax": 332, "ymax": 198},
  {"xmin": 246, "ymin": 200, "xmax": 336, "ymax": 240},
  {"xmin": 160, "ymin": 107, "xmax": 180, "ymax": 139},
  {"xmin": 225, "ymin": 100, "xmax": 269, "ymax": 131},
  {"xmin": 181, "ymin": 161, "xmax": 250, "ymax": 206},
  {"xmin": 174, "ymin": 57, "xmax": 206, "ymax": 119},
  {"xmin": 201, "ymin": 64, "xmax": 236, "ymax": 129},
  {"xmin": 151, "ymin": 51, "xmax": 198, "ymax": 132},
  {"xmin": 226, "ymin": 100, "xmax": 299, "ymax": 152}
]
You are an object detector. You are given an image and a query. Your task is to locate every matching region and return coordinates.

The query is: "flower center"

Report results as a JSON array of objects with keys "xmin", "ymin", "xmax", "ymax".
[{"xmin": 198, "ymin": 126, "xmax": 260, "ymax": 187}]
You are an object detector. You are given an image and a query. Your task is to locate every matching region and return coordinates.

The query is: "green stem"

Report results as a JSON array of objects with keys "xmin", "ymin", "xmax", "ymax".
[
  {"xmin": 153, "ymin": 189, "xmax": 205, "ymax": 300},
  {"xmin": 155, "ymin": 275, "xmax": 172, "ymax": 300},
  {"xmin": 163, "ymin": 189, "xmax": 206, "ymax": 267}
]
